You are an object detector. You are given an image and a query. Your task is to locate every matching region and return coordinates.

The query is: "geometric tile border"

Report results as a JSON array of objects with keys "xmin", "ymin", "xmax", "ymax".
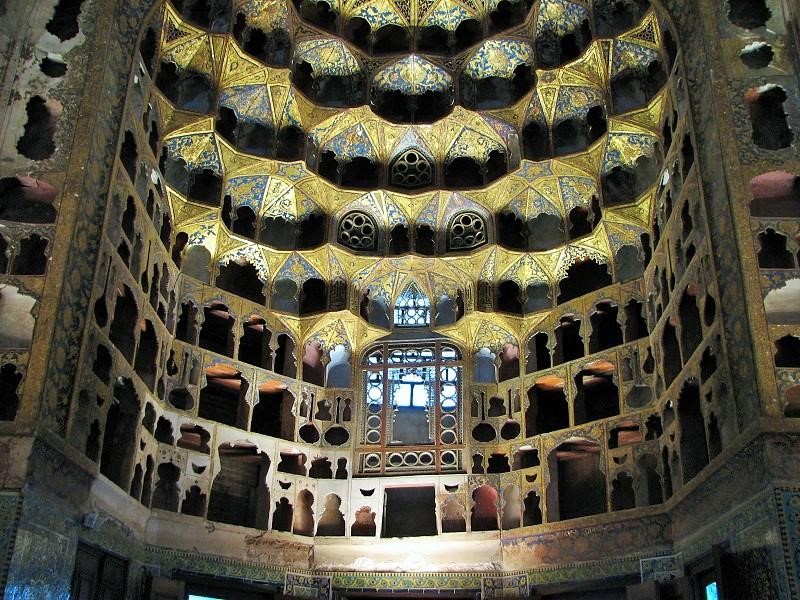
[
  {"xmin": 774, "ymin": 487, "xmax": 800, "ymax": 599},
  {"xmin": 285, "ymin": 572, "xmax": 332, "ymax": 600},
  {"xmin": 640, "ymin": 553, "xmax": 684, "ymax": 582},
  {"xmin": 482, "ymin": 573, "xmax": 529, "ymax": 598}
]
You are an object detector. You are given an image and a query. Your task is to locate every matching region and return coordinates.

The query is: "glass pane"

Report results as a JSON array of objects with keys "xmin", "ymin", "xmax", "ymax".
[
  {"xmin": 388, "ymin": 346, "xmax": 435, "ymax": 363},
  {"xmin": 366, "ymin": 371, "xmax": 384, "ymax": 410},
  {"xmin": 389, "ymin": 368, "xmax": 433, "ymax": 408},
  {"xmin": 389, "ymin": 366, "xmax": 434, "ymax": 445},
  {"xmin": 439, "ymin": 365, "xmax": 460, "ymax": 410},
  {"xmin": 389, "ymin": 349, "xmax": 407, "ymax": 363},
  {"xmin": 704, "ymin": 582, "xmax": 718, "ymax": 600},
  {"xmin": 441, "ymin": 345, "xmax": 460, "ymax": 361}
]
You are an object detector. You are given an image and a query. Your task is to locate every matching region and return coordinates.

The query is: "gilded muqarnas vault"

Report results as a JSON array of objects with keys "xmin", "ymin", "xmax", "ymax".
[{"xmin": 0, "ymin": 0, "xmax": 799, "ymax": 596}]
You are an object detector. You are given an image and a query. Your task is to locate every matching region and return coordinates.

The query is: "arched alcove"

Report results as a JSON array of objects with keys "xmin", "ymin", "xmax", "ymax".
[
  {"xmin": 547, "ymin": 439, "xmax": 606, "ymax": 522},
  {"xmin": 471, "ymin": 485, "xmax": 499, "ymax": 531},
  {"xmin": 526, "ymin": 377, "xmax": 569, "ymax": 436},
  {"xmin": 207, "ymin": 445, "xmax": 270, "ymax": 529},
  {"xmin": 252, "ymin": 384, "xmax": 294, "ymax": 441},
  {"xmin": 677, "ymin": 381, "xmax": 709, "ymax": 483}
]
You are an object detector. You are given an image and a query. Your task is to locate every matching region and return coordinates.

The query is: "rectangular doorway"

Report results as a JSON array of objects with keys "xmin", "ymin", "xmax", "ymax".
[{"xmin": 381, "ymin": 486, "xmax": 437, "ymax": 538}]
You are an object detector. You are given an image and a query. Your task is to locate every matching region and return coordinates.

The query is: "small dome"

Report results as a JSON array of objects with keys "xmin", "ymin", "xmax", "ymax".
[
  {"xmin": 294, "ymin": 38, "xmax": 362, "ymax": 78},
  {"xmin": 373, "ymin": 55, "xmax": 452, "ymax": 95},
  {"xmin": 419, "ymin": 0, "xmax": 475, "ymax": 31},
  {"xmin": 463, "ymin": 39, "xmax": 535, "ymax": 80}
]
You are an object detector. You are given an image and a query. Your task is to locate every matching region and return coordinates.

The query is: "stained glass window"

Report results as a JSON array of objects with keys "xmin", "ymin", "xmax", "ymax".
[
  {"xmin": 362, "ymin": 342, "xmax": 462, "ymax": 465},
  {"xmin": 394, "ymin": 283, "xmax": 430, "ymax": 326}
]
